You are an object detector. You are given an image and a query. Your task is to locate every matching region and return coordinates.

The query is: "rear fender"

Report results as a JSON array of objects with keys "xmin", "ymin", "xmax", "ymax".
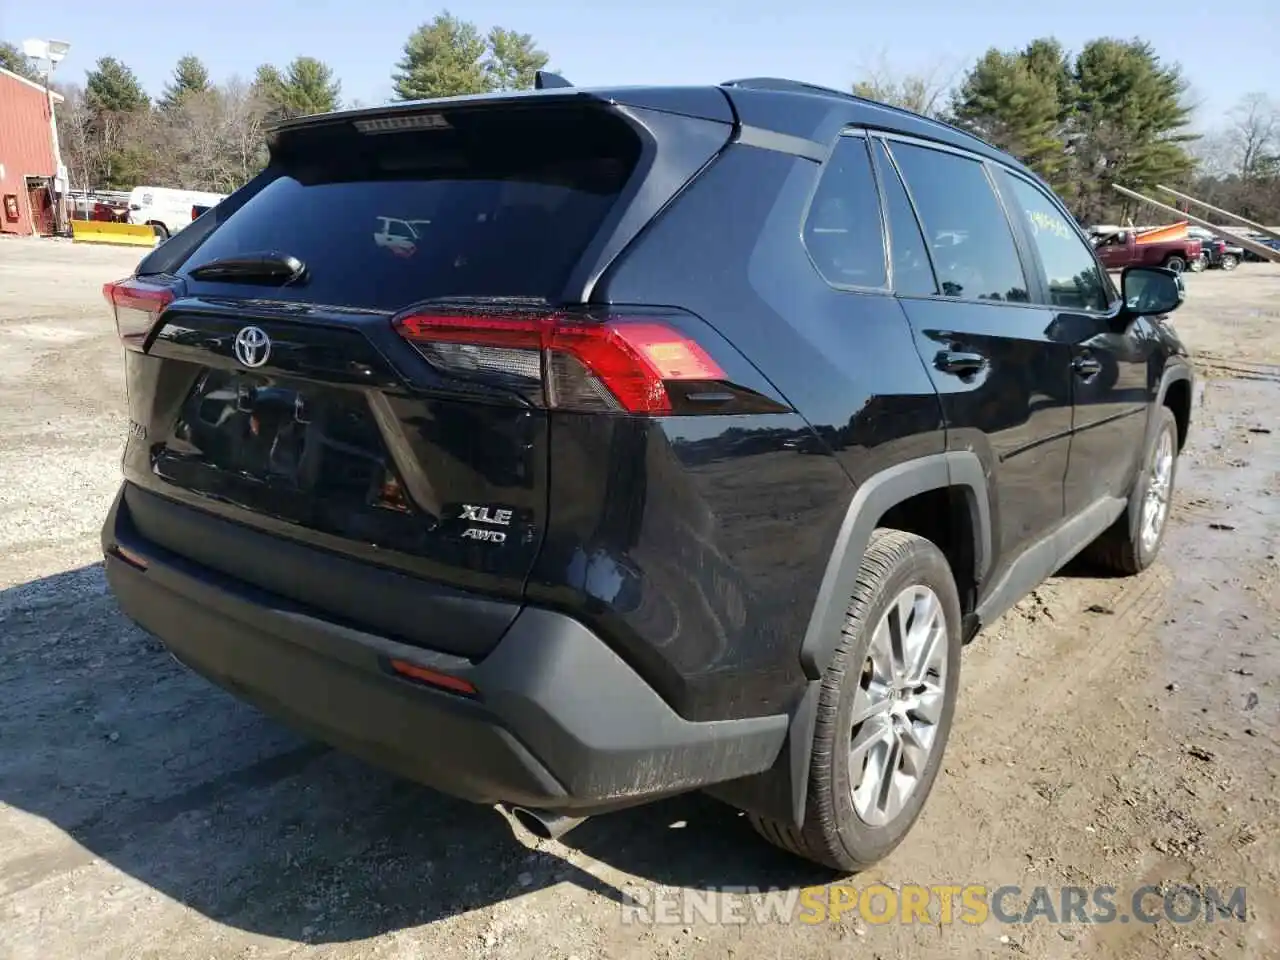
[{"xmin": 707, "ymin": 451, "xmax": 991, "ymax": 825}]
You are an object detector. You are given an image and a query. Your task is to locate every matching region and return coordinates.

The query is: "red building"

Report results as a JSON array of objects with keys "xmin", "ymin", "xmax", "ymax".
[{"xmin": 1, "ymin": 65, "xmax": 65, "ymax": 237}]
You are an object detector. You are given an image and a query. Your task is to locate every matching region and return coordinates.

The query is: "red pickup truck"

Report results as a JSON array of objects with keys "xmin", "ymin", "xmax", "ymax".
[{"xmin": 1093, "ymin": 229, "xmax": 1202, "ymax": 273}]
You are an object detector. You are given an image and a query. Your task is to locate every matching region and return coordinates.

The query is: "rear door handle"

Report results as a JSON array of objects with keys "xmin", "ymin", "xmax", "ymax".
[
  {"xmin": 934, "ymin": 350, "xmax": 986, "ymax": 377},
  {"xmin": 1072, "ymin": 355, "xmax": 1102, "ymax": 378}
]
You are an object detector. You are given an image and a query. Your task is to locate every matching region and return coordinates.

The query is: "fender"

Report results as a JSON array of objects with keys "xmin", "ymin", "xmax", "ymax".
[
  {"xmin": 707, "ymin": 451, "xmax": 992, "ymax": 826},
  {"xmin": 798, "ymin": 450, "xmax": 991, "ymax": 678},
  {"xmin": 1151, "ymin": 359, "xmax": 1193, "ymax": 446}
]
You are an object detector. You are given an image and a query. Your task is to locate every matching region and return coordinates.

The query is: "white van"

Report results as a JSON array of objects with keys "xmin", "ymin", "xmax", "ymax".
[{"xmin": 127, "ymin": 186, "xmax": 227, "ymax": 239}]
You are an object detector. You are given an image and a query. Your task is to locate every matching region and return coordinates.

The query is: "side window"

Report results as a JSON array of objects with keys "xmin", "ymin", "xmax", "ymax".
[
  {"xmin": 1003, "ymin": 174, "xmax": 1111, "ymax": 311},
  {"xmin": 886, "ymin": 141, "xmax": 1029, "ymax": 303},
  {"xmin": 873, "ymin": 140, "xmax": 938, "ymax": 297},
  {"xmin": 802, "ymin": 135, "xmax": 887, "ymax": 289}
]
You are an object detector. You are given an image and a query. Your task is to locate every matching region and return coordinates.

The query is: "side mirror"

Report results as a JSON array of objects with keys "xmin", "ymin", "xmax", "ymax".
[
  {"xmin": 1121, "ymin": 265, "xmax": 1184, "ymax": 317},
  {"xmin": 1116, "ymin": 231, "xmax": 1130, "ymax": 244}
]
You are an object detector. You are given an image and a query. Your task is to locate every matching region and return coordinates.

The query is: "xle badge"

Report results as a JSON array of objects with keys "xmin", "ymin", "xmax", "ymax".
[{"xmin": 460, "ymin": 504, "xmax": 513, "ymax": 544}]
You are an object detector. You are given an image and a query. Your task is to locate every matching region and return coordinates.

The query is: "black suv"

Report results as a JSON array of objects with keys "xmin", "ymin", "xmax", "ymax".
[{"xmin": 101, "ymin": 76, "xmax": 1193, "ymax": 872}]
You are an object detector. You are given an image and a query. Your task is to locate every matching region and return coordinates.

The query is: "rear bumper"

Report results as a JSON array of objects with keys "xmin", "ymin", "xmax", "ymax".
[{"xmin": 102, "ymin": 485, "xmax": 787, "ymax": 813}]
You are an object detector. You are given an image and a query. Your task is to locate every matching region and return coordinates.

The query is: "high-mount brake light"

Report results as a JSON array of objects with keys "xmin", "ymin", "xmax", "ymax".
[
  {"xmin": 395, "ymin": 312, "xmax": 726, "ymax": 414},
  {"xmin": 103, "ymin": 278, "xmax": 175, "ymax": 352}
]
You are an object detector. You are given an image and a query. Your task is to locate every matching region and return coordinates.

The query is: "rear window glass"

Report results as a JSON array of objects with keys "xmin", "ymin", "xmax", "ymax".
[
  {"xmin": 802, "ymin": 135, "xmax": 887, "ymax": 289},
  {"xmin": 178, "ymin": 107, "xmax": 641, "ymax": 311}
]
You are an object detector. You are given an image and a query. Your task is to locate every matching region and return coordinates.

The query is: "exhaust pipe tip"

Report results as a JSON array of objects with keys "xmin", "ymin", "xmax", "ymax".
[{"xmin": 506, "ymin": 806, "xmax": 587, "ymax": 841}]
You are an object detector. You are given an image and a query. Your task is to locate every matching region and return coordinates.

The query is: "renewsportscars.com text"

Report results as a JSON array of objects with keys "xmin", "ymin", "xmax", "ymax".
[{"xmin": 620, "ymin": 883, "xmax": 1248, "ymax": 927}]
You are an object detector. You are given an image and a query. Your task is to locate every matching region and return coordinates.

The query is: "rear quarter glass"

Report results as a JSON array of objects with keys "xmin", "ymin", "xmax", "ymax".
[{"xmin": 176, "ymin": 105, "xmax": 643, "ymax": 311}]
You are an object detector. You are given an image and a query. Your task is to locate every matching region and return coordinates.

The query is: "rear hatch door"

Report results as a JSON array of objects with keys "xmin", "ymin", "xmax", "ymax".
[{"xmin": 115, "ymin": 94, "xmax": 732, "ymax": 656}]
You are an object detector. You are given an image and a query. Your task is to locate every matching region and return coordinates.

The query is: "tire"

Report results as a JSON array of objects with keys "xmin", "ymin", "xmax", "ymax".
[
  {"xmin": 1220, "ymin": 254, "xmax": 1238, "ymax": 271},
  {"xmin": 1188, "ymin": 255, "xmax": 1207, "ymax": 273},
  {"xmin": 1082, "ymin": 407, "xmax": 1179, "ymax": 575},
  {"xmin": 749, "ymin": 529, "xmax": 962, "ymax": 872},
  {"xmin": 150, "ymin": 223, "xmax": 170, "ymax": 241},
  {"xmin": 1162, "ymin": 255, "xmax": 1186, "ymax": 273}
]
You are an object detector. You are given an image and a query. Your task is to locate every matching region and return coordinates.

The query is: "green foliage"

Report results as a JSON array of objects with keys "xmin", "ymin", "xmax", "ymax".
[
  {"xmin": 101, "ymin": 144, "xmax": 152, "ymax": 190},
  {"xmin": 1021, "ymin": 38, "xmax": 1076, "ymax": 113},
  {"xmin": 0, "ymin": 40, "xmax": 43, "ymax": 82},
  {"xmin": 950, "ymin": 36, "xmax": 1196, "ymax": 221},
  {"xmin": 249, "ymin": 57, "xmax": 340, "ymax": 120},
  {"xmin": 281, "ymin": 56, "xmax": 341, "ymax": 116},
  {"xmin": 85, "ymin": 57, "xmax": 149, "ymax": 114},
  {"xmin": 484, "ymin": 27, "xmax": 549, "ymax": 92},
  {"xmin": 251, "ymin": 64, "xmax": 285, "ymax": 98},
  {"xmin": 393, "ymin": 12, "xmax": 488, "ymax": 99},
  {"xmin": 393, "ymin": 11, "xmax": 548, "ymax": 100},
  {"xmin": 159, "ymin": 55, "xmax": 211, "ymax": 110},
  {"xmin": 1072, "ymin": 38, "xmax": 1196, "ymax": 222},
  {"xmin": 952, "ymin": 49, "xmax": 1066, "ymax": 187}
]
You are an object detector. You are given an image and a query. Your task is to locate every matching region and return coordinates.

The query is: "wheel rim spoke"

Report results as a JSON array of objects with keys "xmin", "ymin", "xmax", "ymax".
[
  {"xmin": 849, "ymin": 716, "xmax": 892, "ymax": 774},
  {"xmin": 850, "ymin": 685, "xmax": 892, "ymax": 726},
  {"xmin": 873, "ymin": 734, "xmax": 906, "ymax": 820},
  {"xmin": 908, "ymin": 681, "xmax": 945, "ymax": 724},
  {"xmin": 897, "ymin": 721, "xmax": 931, "ymax": 778}
]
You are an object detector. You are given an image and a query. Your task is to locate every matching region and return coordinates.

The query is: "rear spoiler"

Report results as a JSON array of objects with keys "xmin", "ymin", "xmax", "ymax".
[{"xmin": 266, "ymin": 84, "xmax": 735, "ymax": 139}]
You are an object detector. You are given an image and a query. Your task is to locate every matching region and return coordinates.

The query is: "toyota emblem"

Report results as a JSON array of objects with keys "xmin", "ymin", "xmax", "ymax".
[{"xmin": 233, "ymin": 326, "xmax": 271, "ymax": 368}]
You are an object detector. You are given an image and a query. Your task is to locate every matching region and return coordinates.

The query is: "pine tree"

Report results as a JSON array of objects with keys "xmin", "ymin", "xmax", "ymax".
[
  {"xmin": 1073, "ymin": 39, "xmax": 1196, "ymax": 222},
  {"xmin": 484, "ymin": 27, "xmax": 548, "ymax": 92},
  {"xmin": 393, "ymin": 12, "xmax": 489, "ymax": 100},
  {"xmin": 951, "ymin": 49, "xmax": 1067, "ymax": 188},
  {"xmin": 280, "ymin": 56, "xmax": 341, "ymax": 116},
  {"xmin": 160, "ymin": 55, "xmax": 211, "ymax": 110},
  {"xmin": 85, "ymin": 56, "xmax": 149, "ymax": 114}
]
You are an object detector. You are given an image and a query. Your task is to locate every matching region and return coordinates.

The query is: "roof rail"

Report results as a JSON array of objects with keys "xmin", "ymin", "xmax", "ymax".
[
  {"xmin": 721, "ymin": 77, "xmax": 855, "ymax": 99},
  {"xmin": 535, "ymin": 70, "xmax": 572, "ymax": 90},
  {"xmin": 721, "ymin": 76, "xmax": 1003, "ymax": 158}
]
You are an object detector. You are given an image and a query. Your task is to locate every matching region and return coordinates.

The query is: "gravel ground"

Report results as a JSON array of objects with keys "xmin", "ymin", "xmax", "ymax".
[{"xmin": 1, "ymin": 235, "xmax": 1277, "ymax": 959}]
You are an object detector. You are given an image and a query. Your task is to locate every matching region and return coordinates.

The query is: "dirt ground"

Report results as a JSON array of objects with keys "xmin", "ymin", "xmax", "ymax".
[{"xmin": 1, "ymin": 236, "xmax": 1277, "ymax": 960}]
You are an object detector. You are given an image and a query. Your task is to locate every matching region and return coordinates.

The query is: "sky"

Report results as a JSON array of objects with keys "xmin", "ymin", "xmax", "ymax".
[{"xmin": 2, "ymin": 0, "xmax": 1276, "ymax": 129}]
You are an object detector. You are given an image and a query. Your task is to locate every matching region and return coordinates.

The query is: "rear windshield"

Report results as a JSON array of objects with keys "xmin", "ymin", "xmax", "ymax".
[{"xmin": 177, "ymin": 105, "xmax": 642, "ymax": 310}]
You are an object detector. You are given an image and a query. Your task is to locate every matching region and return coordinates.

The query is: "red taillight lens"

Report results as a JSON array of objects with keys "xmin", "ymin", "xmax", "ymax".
[
  {"xmin": 395, "ymin": 311, "xmax": 726, "ymax": 414},
  {"xmin": 103, "ymin": 277, "xmax": 175, "ymax": 352}
]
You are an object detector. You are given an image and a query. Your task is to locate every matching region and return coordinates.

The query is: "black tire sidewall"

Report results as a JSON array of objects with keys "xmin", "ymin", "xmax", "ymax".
[{"xmin": 824, "ymin": 535, "xmax": 962, "ymax": 865}]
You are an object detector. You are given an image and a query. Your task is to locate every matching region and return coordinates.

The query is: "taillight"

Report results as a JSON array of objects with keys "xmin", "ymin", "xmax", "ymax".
[
  {"xmin": 103, "ymin": 277, "xmax": 175, "ymax": 352},
  {"xmin": 394, "ymin": 310, "xmax": 727, "ymax": 414}
]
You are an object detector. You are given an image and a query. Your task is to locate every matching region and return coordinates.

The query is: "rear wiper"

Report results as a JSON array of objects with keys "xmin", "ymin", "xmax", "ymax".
[{"xmin": 188, "ymin": 253, "xmax": 307, "ymax": 285}]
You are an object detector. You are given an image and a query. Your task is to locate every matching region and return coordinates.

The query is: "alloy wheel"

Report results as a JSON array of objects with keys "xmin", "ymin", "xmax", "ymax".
[
  {"xmin": 1141, "ymin": 427, "xmax": 1175, "ymax": 552},
  {"xmin": 849, "ymin": 586, "xmax": 949, "ymax": 827}
]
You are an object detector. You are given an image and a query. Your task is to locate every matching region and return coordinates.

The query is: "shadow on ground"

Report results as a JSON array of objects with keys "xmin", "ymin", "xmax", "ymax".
[{"xmin": 0, "ymin": 564, "xmax": 827, "ymax": 944}]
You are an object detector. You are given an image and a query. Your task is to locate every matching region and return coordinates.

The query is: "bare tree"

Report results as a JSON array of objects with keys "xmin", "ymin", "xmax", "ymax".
[
  {"xmin": 851, "ymin": 50, "xmax": 960, "ymax": 119},
  {"xmin": 1227, "ymin": 92, "xmax": 1279, "ymax": 180},
  {"xmin": 54, "ymin": 84, "xmax": 97, "ymax": 193},
  {"xmin": 220, "ymin": 78, "xmax": 272, "ymax": 188},
  {"xmin": 148, "ymin": 78, "xmax": 272, "ymax": 191}
]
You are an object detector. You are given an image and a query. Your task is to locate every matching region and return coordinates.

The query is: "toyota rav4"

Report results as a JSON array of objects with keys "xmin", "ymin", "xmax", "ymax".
[{"xmin": 101, "ymin": 75, "xmax": 1193, "ymax": 872}]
